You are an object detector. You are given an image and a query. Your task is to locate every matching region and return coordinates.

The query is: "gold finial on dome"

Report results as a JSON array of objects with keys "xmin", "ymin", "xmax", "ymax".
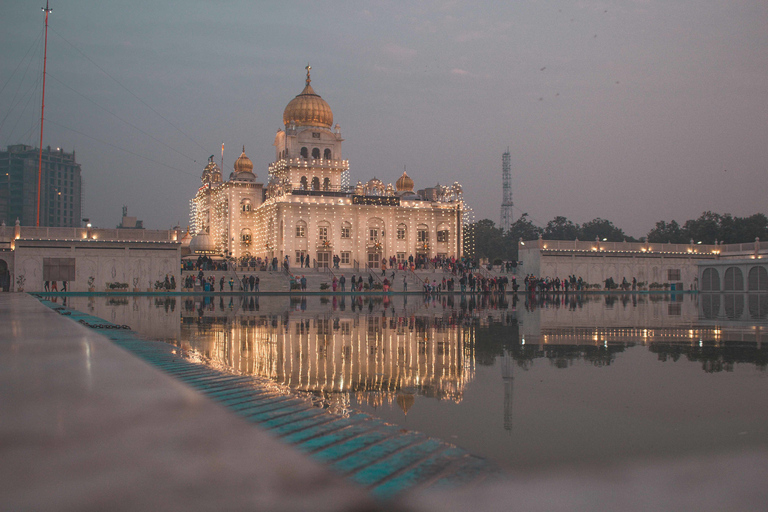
[
  {"xmin": 234, "ymin": 146, "xmax": 253, "ymax": 173},
  {"xmin": 283, "ymin": 67, "xmax": 334, "ymax": 128},
  {"xmin": 396, "ymin": 169, "xmax": 414, "ymax": 192}
]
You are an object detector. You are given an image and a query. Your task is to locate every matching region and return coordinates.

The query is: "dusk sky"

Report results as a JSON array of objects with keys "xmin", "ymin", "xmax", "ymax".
[{"xmin": 2, "ymin": 0, "xmax": 766, "ymax": 238}]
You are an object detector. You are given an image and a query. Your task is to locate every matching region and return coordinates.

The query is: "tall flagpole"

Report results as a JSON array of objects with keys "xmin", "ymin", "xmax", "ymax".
[
  {"xmin": 36, "ymin": 0, "xmax": 52, "ymax": 227},
  {"xmin": 221, "ymin": 142, "xmax": 224, "ymax": 173}
]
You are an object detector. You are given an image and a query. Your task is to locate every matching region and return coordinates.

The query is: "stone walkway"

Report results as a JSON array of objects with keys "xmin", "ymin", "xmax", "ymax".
[{"xmin": 0, "ymin": 293, "xmax": 380, "ymax": 511}]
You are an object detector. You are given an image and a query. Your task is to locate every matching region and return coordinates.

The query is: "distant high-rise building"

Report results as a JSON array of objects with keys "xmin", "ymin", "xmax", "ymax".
[
  {"xmin": 500, "ymin": 148, "xmax": 513, "ymax": 232},
  {"xmin": 0, "ymin": 144, "xmax": 82, "ymax": 227}
]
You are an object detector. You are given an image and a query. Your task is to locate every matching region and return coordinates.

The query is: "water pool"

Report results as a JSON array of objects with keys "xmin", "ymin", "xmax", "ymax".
[{"xmin": 51, "ymin": 292, "xmax": 768, "ymax": 474}]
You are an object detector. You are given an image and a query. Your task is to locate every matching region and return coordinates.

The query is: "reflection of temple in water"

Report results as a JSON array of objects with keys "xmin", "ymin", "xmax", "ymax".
[{"xmin": 173, "ymin": 296, "xmax": 502, "ymax": 412}]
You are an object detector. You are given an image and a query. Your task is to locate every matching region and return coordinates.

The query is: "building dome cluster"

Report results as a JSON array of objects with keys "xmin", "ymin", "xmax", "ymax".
[
  {"xmin": 282, "ymin": 67, "xmax": 333, "ymax": 129},
  {"xmin": 189, "ymin": 66, "xmax": 465, "ymax": 265}
]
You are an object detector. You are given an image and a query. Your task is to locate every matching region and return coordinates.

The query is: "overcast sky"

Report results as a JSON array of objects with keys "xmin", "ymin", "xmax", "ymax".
[{"xmin": 2, "ymin": 0, "xmax": 766, "ymax": 237}]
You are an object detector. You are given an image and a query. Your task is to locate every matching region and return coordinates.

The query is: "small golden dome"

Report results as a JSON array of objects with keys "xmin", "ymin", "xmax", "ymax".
[
  {"xmin": 234, "ymin": 146, "xmax": 253, "ymax": 173},
  {"xmin": 282, "ymin": 66, "xmax": 333, "ymax": 128},
  {"xmin": 396, "ymin": 171, "xmax": 414, "ymax": 192}
]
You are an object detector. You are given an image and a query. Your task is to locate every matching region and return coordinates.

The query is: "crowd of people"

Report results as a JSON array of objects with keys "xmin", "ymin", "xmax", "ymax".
[{"xmin": 522, "ymin": 274, "xmax": 637, "ymax": 292}]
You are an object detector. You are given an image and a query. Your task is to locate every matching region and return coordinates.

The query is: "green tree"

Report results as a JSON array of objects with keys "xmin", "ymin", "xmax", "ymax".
[
  {"xmin": 469, "ymin": 219, "xmax": 507, "ymax": 261},
  {"xmin": 505, "ymin": 213, "xmax": 543, "ymax": 260},
  {"xmin": 682, "ymin": 211, "xmax": 722, "ymax": 244},
  {"xmin": 579, "ymin": 218, "xmax": 629, "ymax": 242},
  {"xmin": 647, "ymin": 220, "xmax": 687, "ymax": 243},
  {"xmin": 543, "ymin": 216, "xmax": 580, "ymax": 240}
]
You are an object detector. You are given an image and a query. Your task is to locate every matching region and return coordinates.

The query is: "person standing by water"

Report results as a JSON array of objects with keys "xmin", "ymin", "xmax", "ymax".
[{"xmin": 403, "ymin": 275, "xmax": 408, "ymax": 292}]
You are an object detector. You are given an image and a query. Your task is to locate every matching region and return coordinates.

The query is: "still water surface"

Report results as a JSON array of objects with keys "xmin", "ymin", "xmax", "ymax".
[{"xmin": 56, "ymin": 292, "xmax": 768, "ymax": 473}]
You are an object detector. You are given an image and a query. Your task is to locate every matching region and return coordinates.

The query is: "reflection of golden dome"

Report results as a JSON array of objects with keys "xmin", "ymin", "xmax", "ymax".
[
  {"xmin": 234, "ymin": 146, "xmax": 253, "ymax": 173},
  {"xmin": 396, "ymin": 171, "xmax": 414, "ymax": 192},
  {"xmin": 396, "ymin": 393, "xmax": 415, "ymax": 415},
  {"xmin": 282, "ymin": 66, "xmax": 333, "ymax": 128}
]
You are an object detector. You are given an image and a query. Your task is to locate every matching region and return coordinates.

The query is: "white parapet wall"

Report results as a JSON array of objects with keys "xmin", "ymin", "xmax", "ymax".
[
  {"xmin": 0, "ymin": 226, "xmax": 181, "ymax": 292},
  {"xmin": 518, "ymin": 239, "xmax": 721, "ymax": 290}
]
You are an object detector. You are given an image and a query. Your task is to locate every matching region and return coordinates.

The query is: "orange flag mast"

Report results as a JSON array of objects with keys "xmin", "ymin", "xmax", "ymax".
[{"xmin": 36, "ymin": 0, "xmax": 52, "ymax": 226}]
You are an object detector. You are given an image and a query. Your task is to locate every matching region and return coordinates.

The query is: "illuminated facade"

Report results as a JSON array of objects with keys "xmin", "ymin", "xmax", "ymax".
[{"xmin": 190, "ymin": 68, "xmax": 465, "ymax": 266}]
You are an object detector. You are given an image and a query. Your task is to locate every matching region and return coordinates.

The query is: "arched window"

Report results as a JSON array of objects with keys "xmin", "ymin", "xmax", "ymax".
[
  {"xmin": 724, "ymin": 267, "xmax": 744, "ymax": 291},
  {"xmin": 312, "ymin": 177, "xmax": 320, "ymax": 190},
  {"xmin": 300, "ymin": 176, "xmax": 308, "ymax": 190},
  {"xmin": 312, "ymin": 148, "xmax": 320, "ymax": 159},
  {"xmin": 417, "ymin": 225, "xmax": 429, "ymax": 243},
  {"xmin": 323, "ymin": 177, "xmax": 331, "ymax": 191},
  {"xmin": 295, "ymin": 220, "xmax": 306, "ymax": 238},
  {"xmin": 317, "ymin": 222, "xmax": 330, "ymax": 242},
  {"xmin": 324, "ymin": 148, "xmax": 332, "ymax": 160},
  {"xmin": 240, "ymin": 198, "xmax": 251, "ymax": 213},
  {"xmin": 436, "ymin": 223, "xmax": 449, "ymax": 243},
  {"xmin": 748, "ymin": 266, "xmax": 768, "ymax": 291},
  {"xmin": 396, "ymin": 224, "xmax": 407, "ymax": 240},
  {"xmin": 240, "ymin": 228, "xmax": 252, "ymax": 244},
  {"xmin": 300, "ymin": 147, "xmax": 308, "ymax": 159},
  {"xmin": 701, "ymin": 268, "xmax": 720, "ymax": 291},
  {"xmin": 341, "ymin": 222, "xmax": 351, "ymax": 239}
]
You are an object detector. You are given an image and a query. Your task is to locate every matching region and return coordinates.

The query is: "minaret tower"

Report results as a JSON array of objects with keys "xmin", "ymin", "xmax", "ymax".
[
  {"xmin": 500, "ymin": 148, "xmax": 513, "ymax": 232},
  {"xmin": 269, "ymin": 65, "xmax": 348, "ymax": 193}
]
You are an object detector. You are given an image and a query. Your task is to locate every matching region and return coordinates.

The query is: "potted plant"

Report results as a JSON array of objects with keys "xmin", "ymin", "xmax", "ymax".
[
  {"xmin": 16, "ymin": 274, "xmax": 25, "ymax": 292},
  {"xmin": 133, "ymin": 277, "xmax": 140, "ymax": 293},
  {"xmin": 87, "ymin": 276, "xmax": 95, "ymax": 292}
]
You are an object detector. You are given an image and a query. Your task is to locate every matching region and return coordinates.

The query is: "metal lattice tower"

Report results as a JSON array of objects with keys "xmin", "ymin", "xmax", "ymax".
[{"xmin": 500, "ymin": 148, "xmax": 513, "ymax": 232}]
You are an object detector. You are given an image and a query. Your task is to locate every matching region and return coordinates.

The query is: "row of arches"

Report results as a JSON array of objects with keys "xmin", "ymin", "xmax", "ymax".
[
  {"xmin": 701, "ymin": 266, "xmax": 768, "ymax": 291},
  {"xmin": 276, "ymin": 148, "xmax": 334, "ymax": 161},
  {"xmin": 299, "ymin": 147, "xmax": 332, "ymax": 160},
  {"xmin": 299, "ymin": 176, "xmax": 332, "ymax": 191}
]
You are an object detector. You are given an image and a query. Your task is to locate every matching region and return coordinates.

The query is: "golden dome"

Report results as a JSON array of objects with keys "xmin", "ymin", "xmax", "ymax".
[
  {"xmin": 396, "ymin": 171, "xmax": 414, "ymax": 192},
  {"xmin": 234, "ymin": 146, "xmax": 253, "ymax": 173},
  {"xmin": 282, "ymin": 66, "xmax": 333, "ymax": 129}
]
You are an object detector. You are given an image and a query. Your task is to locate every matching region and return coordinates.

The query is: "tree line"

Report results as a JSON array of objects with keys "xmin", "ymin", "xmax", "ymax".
[{"xmin": 467, "ymin": 211, "xmax": 767, "ymax": 262}]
